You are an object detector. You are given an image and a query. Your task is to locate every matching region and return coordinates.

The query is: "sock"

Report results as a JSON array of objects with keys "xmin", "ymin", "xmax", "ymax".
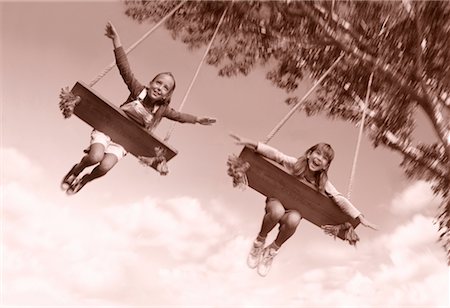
[
  {"xmin": 254, "ymin": 235, "xmax": 266, "ymax": 247},
  {"xmin": 270, "ymin": 241, "xmax": 280, "ymax": 251},
  {"xmin": 256, "ymin": 234, "xmax": 266, "ymax": 243}
]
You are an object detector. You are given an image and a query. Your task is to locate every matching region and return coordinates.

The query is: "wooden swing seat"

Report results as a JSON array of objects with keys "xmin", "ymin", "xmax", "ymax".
[
  {"xmin": 70, "ymin": 81, "xmax": 177, "ymax": 163},
  {"xmin": 239, "ymin": 147, "xmax": 359, "ymax": 238}
]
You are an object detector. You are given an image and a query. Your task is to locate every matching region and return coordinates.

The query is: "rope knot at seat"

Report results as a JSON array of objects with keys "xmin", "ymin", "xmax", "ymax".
[
  {"xmin": 321, "ymin": 222, "xmax": 360, "ymax": 246},
  {"xmin": 138, "ymin": 146, "xmax": 169, "ymax": 176},
  {"xmin": 59, "ymin": 87, "xmax": 81, "ymax": 118},
  {"xmin": 227, "ymin": 154, "xmax": 250, "ymax": 190}
]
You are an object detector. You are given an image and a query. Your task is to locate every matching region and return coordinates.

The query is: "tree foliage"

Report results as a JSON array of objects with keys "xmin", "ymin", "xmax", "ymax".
[{"xmin": 124, "ymin": 0, "xmax": 450, "ymax": 262}]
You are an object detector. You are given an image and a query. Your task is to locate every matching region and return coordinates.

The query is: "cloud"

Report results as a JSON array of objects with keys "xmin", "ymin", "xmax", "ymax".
[
  {"xmin": 1, "ymin": 147, "xmax": 44, "ymax": 184},
  {"xmin": 3, "ymin": 180, "xmax": 272, "ymax": 306},
  {"xmin": 149, "ymin": 212, "xmax": 448, "ymax": 307},
  {"xmin": 282, "ymin": 212, "xmax": 448, "ymax": 307},
  {"xmin": 363, "ymin": 214, "xmax": 447, "ymax": 306},
  {"xmin": 1, "ymin": 147, "xmax": 448, "ymax": 307},
  {"xmin": 3, "ymin": 182, "xmax": 140, "ymax": 305},
  {"xmin": 390, "ymin": 181, "xmax": 441, "ymax": 216},
  {"xmin": 102, "ymin": 196, "xmax": 232, "ymax": 261},
  {"xmin": 1, "ymin": 147, "xmax": 248, "ymax": 305},
  {"xmin": 385, "ymin": 214, "xmax": 440, "ymax": 252}
]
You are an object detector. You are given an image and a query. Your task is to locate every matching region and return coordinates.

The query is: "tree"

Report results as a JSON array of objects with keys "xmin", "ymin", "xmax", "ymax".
[{"xmin": 124, "ymin": 0, "xmax": 450, "ymax": 262}]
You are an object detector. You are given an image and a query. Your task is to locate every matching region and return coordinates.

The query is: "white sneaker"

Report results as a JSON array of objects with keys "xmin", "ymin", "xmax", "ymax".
[
  {"xmin": 247, "ymin": 239, "xmax": 265, "ymax": 269},
  {"xmin": 257, "ymin": 246, "xmax": 278, "ymax": 277}
]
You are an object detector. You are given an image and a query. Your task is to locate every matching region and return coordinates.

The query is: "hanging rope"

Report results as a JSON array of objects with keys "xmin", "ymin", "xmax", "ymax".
[
  {"xmin": 228, "ymin": 53, "xmax": 344, "ymax": 189},
  {"xmin": 89, "ymin": 1, "xmax": 186, "ymax": 87},
  {"xmin": 263, "ymin": 53, "xmax": 344, "ymax": 144},
  {"xmin": 164, "ymin": 6, "xmax": 229, "ymax": 142},
  {"xmin": 347, "ymin": 72, "xmax": 373, "ymax": 200}
]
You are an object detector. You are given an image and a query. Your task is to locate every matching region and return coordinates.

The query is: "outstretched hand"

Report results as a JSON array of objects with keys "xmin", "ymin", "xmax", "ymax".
[
  {"xmin": 358, "ymin": 215, "xmax": 378, "ymax": 231},
  {"xmin": 105, "ymin": 21, "xmax": 118, "ymax": 40},
  {"xmin": 197, "ymin": 117, "xmax": 216, "ymax": 125},
  {"xmin": 229, "ymin": 133, "xmax": 257, "ymax": 149}
]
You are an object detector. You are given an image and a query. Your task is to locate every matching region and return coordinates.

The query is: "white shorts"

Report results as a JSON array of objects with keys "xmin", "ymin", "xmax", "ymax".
[{"xmin": 90, "ymin": 130, "xmax": 127, "ymax": 160}]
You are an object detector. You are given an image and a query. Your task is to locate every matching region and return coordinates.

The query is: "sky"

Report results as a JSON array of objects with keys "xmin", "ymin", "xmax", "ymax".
[{"xmin": 1, "ymin": 1, "xmax": 449, "ymax": 307}]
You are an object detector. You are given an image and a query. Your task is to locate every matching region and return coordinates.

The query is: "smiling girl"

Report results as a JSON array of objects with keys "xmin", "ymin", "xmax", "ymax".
[
  {"xmin": 61, "ymin": 22, "xmax": 216, "ymax": 195},
  {"xmin": 230, "ymin": 134, "xmax": 377, "ymax": 277}
]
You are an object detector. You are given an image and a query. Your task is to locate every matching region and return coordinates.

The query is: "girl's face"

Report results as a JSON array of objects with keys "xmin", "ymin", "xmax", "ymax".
[
  {"xmin": 148, "ymin": 74, "xmax": 175, "ymax": 101},
  {"xmin": 307, "ymin": 148, "xmax": 330, "ymax": 172}
]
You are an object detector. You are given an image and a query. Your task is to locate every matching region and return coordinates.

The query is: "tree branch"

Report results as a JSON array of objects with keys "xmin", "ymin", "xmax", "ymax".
[
  {"xmin": 344, "ymin": 92, "xmax": 448, "ymax": 179},
  {"xmin": 298, "ymin": 1, "xmax": 450, "ymax": 159},
  {"xmin": 284, "ymin": 2, "xmax": 374, "ymax": 55},
  {"xmin": 311, "ymin": 2, "xmax": 375, "ymax": 55},
  {"xmin": 371, "ymin": 124, "xmax": 447, "ymax": 180},
  {"xmin": 297, "ymin": 2, "xmax": 422, "ymax": 100},
  {"xmin": 402, "ymin": 0, "xmax": 432, "ymax": 103},
  {"xmin": 439, "ymin": 90, "xmax": 450, "ymax": 109}
]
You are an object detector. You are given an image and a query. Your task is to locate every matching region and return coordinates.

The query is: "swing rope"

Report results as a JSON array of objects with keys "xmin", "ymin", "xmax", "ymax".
[
  {"xmin": 263, "ymin": 53, "xmax": 344, "ymax": 144},
  {"xmin": 344, "ymin": 19, "xmax": 388, "ymax": 198},
  {"xmin": 164, "ymin": 6, "xmax": 229, "ymax": 142},
  {"xmin": 228, "ymin": 54, "xmax": 344, "ymax": 190},
  {"xmin": 89, "ymin": 1, "xmax": 186, "ymax": 88},
  {"xmin": 347, "ymin": 72, "xmax": 373, "ymax": 200}
]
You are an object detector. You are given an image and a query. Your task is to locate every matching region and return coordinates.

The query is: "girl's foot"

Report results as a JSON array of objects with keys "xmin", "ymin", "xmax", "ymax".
[
  {"xmin": 66, "ymin": 174, "xmax": 89, "ymax": 195},
  {"xmin": 257, "ymin": 243, "xmax": 279, "ymax": 277},
  {"xmin": 61, "ymin": 164, "xmax": 79, "ymax": 190},
  {"xmin": 247, "ymin": 239, "xmax": 265, "ymax": 269}
]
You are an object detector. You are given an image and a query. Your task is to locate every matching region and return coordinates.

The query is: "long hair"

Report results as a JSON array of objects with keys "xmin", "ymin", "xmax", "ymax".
[
  {"xmin": 150, "ymin": 72, "xmax": 176, "ymax": 105},
  {"xmin": 291, "ymin": 143, "xmax": 335, "ymax": 193}
]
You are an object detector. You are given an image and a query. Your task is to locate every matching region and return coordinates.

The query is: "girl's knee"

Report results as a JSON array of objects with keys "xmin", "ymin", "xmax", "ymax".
[
  {"xmin": 86, "ymin": 148, "xmax": 105, "ymax": 164},
  {"xmin": 97, "ymin": 155, "xmax": 118, "ymax": 174},
  {"xmin": 282, "ymin": 211, "xmax": 302, "ymax": 229},
  {"xmin": 265, "ymin": 198, "xmax": 285, "ymax": 220},
  {"xmin": 96, "ymin": 164, "xmax": 112, "ymax": 175},
  {"xmin": 88, "ymin": 152, "xmax": 104, "ymax": 164}
]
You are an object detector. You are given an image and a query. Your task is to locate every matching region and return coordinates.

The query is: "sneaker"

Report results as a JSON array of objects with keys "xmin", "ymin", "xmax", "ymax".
[
  {"xmin": 60, "ymin": 164, "xmax": 79, "ymax": 191},
  {"xmin": 66, "ymin": 174, "xmax": 89, "ymax": 195},
  {"xmin": 247, "ymin": 239, "xmax": 265, "ymax": 269},
  {"xmin": 257, "ymin": 246, "xmax": 278, "ymax": 277}
]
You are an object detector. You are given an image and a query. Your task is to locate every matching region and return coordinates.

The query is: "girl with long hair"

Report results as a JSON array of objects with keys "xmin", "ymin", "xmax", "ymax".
[{"xmin": 230, "ymin": 134, "xmax": 377, "ymax": 277}]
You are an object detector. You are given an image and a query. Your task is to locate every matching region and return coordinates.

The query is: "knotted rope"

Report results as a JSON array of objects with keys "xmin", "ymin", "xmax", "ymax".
[
  {"xmin": 138, "ymin": 146, "xmax": 169, "ymax": 176},
  {"xmin": 164, "ymin": 5, "xmax": 229, "ymax": 142},
  {"xmin": 227, "ymin": 54, "xmax": 344, "ymax": 189},
  {"xmin": 263, "ymin": 53, "xmax": 344, "ymax": 144},
  {"xmin": 226, "ymin": 154, "xmax": 250, "ymax": 190},
  {"xmin": 321, "ymin": 222, "xmax": 360, "ymax": 246},
  {"xmin": 347, "ymin": 72, "xmax": 374, "ymax": 199}
]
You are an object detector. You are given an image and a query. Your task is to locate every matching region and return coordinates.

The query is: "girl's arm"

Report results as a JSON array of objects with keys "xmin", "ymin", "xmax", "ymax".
[
  {"xmin": 163, "ymin": 108, "xmax": 216, "ymax": 125},
  {"xmin": 105, "ymin": 22, "xmax": 143, "ymax": 97},
  {"xmin": 229, "ymin": 134, "xmax": 297, "ymax": 168},
  {"xmin": 255, "ymin": 142, "xmax": 297, "ymax": 169},
  {"xmin": 325, "ymin": 181, "xmax": 378, "ymax": 230}
]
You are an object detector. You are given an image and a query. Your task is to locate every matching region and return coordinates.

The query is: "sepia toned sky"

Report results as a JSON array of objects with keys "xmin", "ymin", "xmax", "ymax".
[{"xmin": 1, "ymin": 1, "xmax": 448, "ymax": 307}]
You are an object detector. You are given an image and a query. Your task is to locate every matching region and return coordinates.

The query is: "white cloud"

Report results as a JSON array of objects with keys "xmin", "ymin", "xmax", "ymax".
[
  {"xmin": 282, "ymin": 212, "xmax": 448, "ymax": 307},
  {"xmin": 1, "ymin": 147, "xmax": 44, "ymax": 184},
  {"xmin": 2, "ymin": 182, "xmax": 140, "ymax": 305},
  {"xmin": 154, "ymin": 235, "xmax": 307, "ymax": 307},
  {"xmin": 1, "ymin": 149, "xmax": 248, "ymax": 305},
  {"xmin": 367, "ymin": 214, "xmax": 447, "ymax": 306},
  {"xmin": 385, "ymin": 214, "xmax": 440, "ymax": 252},
  {"xmin": 1, "ymin": 147, "xmax": 448, "ymax": 307},
  {"xmin": 390, "ymin": 181, "xmax": 441, "ymax": 216},
  {"xmin": 103, "ymin": 196, "xmax": 230, "ymax": 261}
]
